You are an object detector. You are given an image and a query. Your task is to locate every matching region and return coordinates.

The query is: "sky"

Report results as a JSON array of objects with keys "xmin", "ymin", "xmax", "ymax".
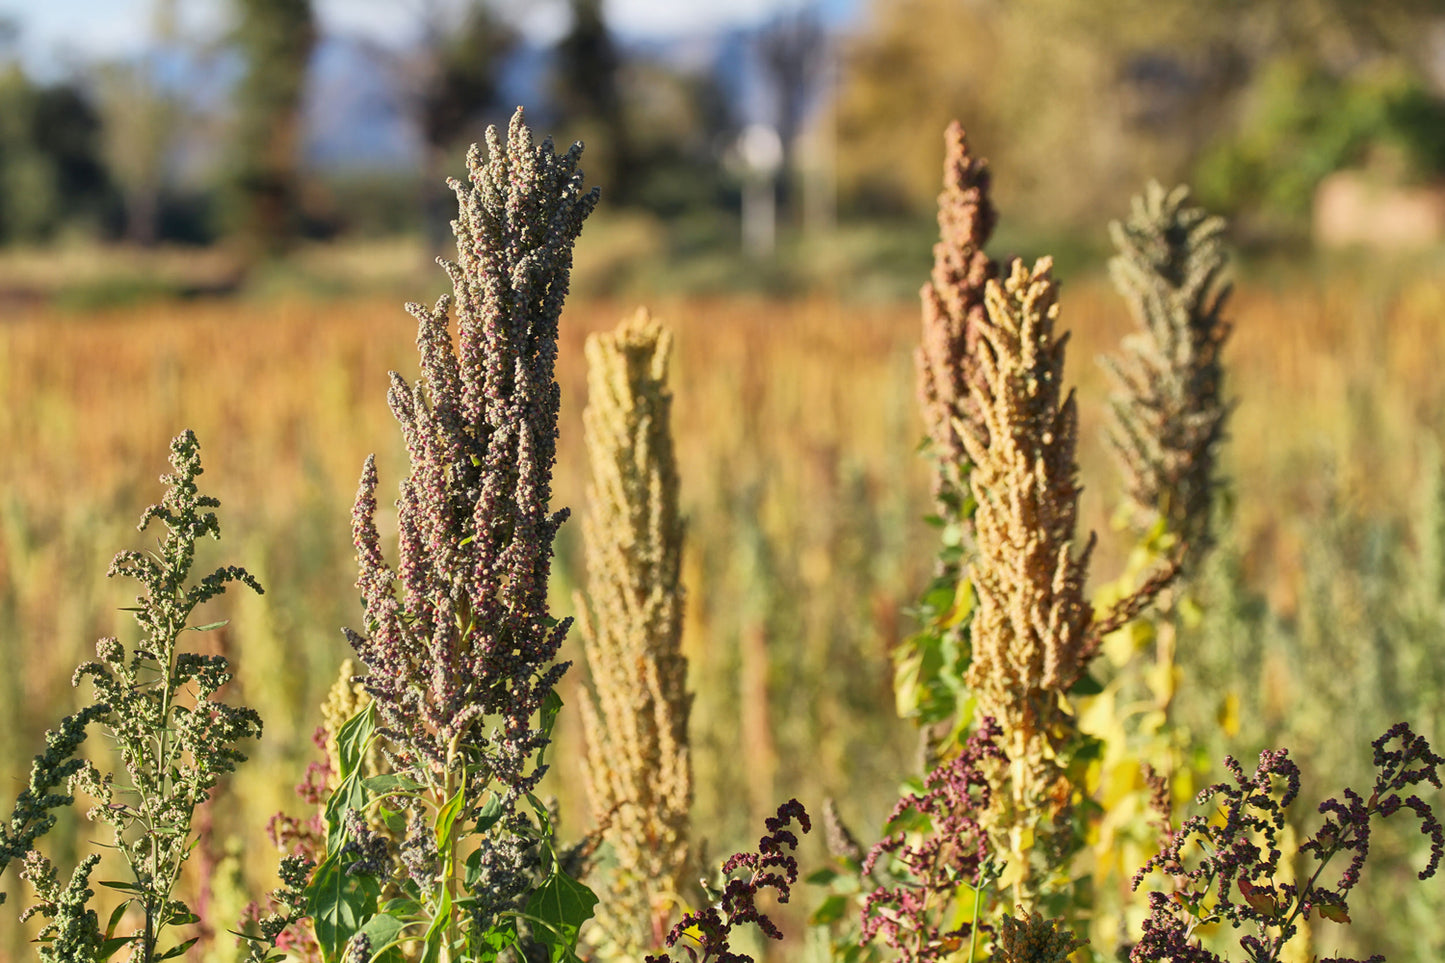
[{"xmin": 0, "ymin": 0, "xmax": 861, "ymax": 79}]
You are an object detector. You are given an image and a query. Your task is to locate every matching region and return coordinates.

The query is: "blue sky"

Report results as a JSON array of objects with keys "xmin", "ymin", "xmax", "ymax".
[{"xmin": 0, "ymin": 0, "xmax": 861, "ymax": 78}]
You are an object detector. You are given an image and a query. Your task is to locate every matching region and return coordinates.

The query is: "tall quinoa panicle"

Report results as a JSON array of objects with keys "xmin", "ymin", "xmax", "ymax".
[
  {"xmin": 345, "ymin": 107, "xmax": 597, "ymax": 800},
  {"xmin": 1101, "ymin": 181, "xmax": 1231, "ymax": 567},
  {"xmin": 961, "ymin": 257, "xmax": 1173, "ymax": 902},
  {"xmin": 917, "ymin": 120, "xmax": 998, "ymax": 503},
  {"xmin": 576, "ymin": 309, "xmax": 693, "ymax": 958},
  {"xmin": 962, "ymin": 257, "xmax": 1094, "ymax": 743}
]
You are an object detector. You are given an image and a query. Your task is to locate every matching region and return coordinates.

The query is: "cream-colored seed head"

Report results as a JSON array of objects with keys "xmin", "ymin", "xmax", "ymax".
[{"xmin": 577, "ymin": 309, "xmax": 693, "ymax": 958}]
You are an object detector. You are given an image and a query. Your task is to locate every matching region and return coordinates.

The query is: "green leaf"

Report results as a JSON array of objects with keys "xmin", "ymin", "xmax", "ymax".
[
  {"xmin": 362, "ymin": 774, "xmax": 425, "ymax": 796},
  {"xmin": 1069, "ymin": 673, "xmax": 1105, "ymax": 697},
  {"xmin": 103, "ymin": 900, "xmax": 130, "ymax": 939},
  {"xmin": 356, "ymin": 912, "xmax": 412, "ymax": 963},
  {"xmin": 324, "ymin": 769, "xmax": 366, "ymax": 859},
  {"xmin": 305, "ymin": 852, "xmax": 380, "ymax": 962},
  {"xmin": 337, "ymin": 703, "xmax": 376, "ymax": 780},
  {"xmin": 809, "ymin": 894, "xmax": 850, "ymax": 926},
  {"xmin": 477, "ymin": 914, "xmax": 518, "ymax": 959},
  {"xmin": 96, "ymin": 935, "xmax": 134, "ymax": 962},
  {"xmin": 475, "ymin": 794, "xmax": 504, "ymax": 834},
  {"xmin": 523, "ymin": 868, "xmax": 599, "ymax": 963},
  {"xmin": 186, "ymin": 620, "xmax": 230, "ymax": 633},
  {"xmin": 154, "ymin": 937, "xmax": 200, "ymax": 960},
  {"xmin": 436, "ymin": 782, "xmax": 467, "ymax": 852},
  {"xmin": 421, "ymin": 883, "xmax": 453, "ymax": 963},
  {"xmin": 805, "ymin": 868, "xmax": 839, "ymax": 886},
  {"xmin": 98, "ymin": 880, "xmax": 146, "ymax": 894}
]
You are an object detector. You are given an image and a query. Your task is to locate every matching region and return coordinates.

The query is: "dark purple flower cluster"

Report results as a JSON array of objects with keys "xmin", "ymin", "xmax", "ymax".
[
  {"xmin": 859, "ymin": 718, "xmax": 1006, "ymax": 963},
  {"xmin": 345, "ymin": 107, "xmax": 597, "ymax": 802},
  {"xmin": 1131, "ymin": 723, "xmax": 1444, "ymax": 963},
  {"xmin": 645, "ymin": 799, "xmax": 811, "ymax": 963}
]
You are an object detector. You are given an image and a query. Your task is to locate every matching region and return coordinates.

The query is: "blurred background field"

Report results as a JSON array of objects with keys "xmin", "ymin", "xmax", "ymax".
[{"xmin": 2, "ymin": 0, "xmax": 1445, "ymax": 959}]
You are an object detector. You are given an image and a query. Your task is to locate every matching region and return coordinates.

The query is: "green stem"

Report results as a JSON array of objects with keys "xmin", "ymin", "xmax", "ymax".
[{"xmin": 967, "ymin": 869, "xmax": 986, "ymax": 963}]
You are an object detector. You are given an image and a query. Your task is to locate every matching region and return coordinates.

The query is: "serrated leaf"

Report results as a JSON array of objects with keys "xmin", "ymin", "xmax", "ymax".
[
  {"xmin": 324, "ymin": 769, "xmax": 366, "ymax": 859},
  {"xmin": 355, "ymin": 912, "xmax": 411, "ymax": 963},
  {"xmin": 524, "ymin": 868, "xmax": 599, "ymax": 963},
  {"xmin": 478, "ymin": 915, "xmax": 518, "ymax": 957},
  {"xmin": 305, "ymin": 852, "xmax": 380, "ymax": 961},
  {"xmin": 336, "ymin": 703, "xmax": 376, "ymax": 780}
]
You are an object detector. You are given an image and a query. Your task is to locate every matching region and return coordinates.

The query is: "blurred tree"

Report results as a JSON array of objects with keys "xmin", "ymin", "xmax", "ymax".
[
  {"xmin": 92, "ymin": 0, "xmax": 180, "ymax": 246},
  {"xmin": 1196, "ymin": 57, "xmax": 1445, "ymax": 223},
  {"xmin": 551, "ymin": 0, "xmax": 633, "ymax": 202},
  {"xmin": 0, "ymin": 64, "xmax": 118, "ymax": 243},
  {"xmin": 831, "ymin": 0, "xmax": 1445, "ymax": 232},
  {"xmin": 227, "ymin": 0, "xmax": 316, "ymax": 259},
  {"xmin": 757, "ymin": 6, "xmax": 827, "ymax": 224},
  {"xmin": 414, "ymin": 0, "xmax": 517, "ymax": 248}
]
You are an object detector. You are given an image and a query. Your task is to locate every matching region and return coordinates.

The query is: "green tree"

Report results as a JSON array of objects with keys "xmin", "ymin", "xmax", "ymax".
[
  {"xmin": 0, "ymin": 64, "xmax": 117, "ymax": 243},
  {"xmin": 414, "ymin": 0, "xmax": 517, "ymax": 248},
  {"xmin": 551, "ymin": 0, "xmax": 632, "ymax": 202},
  {"xmin": 92, "ymin": 0, "xmax": 181, "ymax": 246},
  {"xmin": 227, "ymin": 0, "xmax": 316, "ymax": 259}
]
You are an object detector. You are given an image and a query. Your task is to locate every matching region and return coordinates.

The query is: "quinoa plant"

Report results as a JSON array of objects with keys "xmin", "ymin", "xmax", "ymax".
[
  {"xmin": 1075, "ymin": 180, "xmax": 1235, "ymax": 955},
  {"xmin": 1131, "ymin": 723, "xmax": 1444, "ymax": 963},
  {"xmin": 895, "ymin": 122, "xmax": 998, "ymax": 756},
  {"xmin": 645, "ymin": 800, "xmax": 811, "ymax": 963},
  {"xmin": 0, "ymin": 429, "xmax": 269, "ymax": 963},
  {"xmin": 576, "ymin": 309, "xmax": 695, "ymax": 960},
  {"xmin": 1102, "ymin": 180, "xmax": 1232, "ymax": 567},
  {"xmin": 307, "ymin": 107, "xmax": 599, "ymax": 963}
]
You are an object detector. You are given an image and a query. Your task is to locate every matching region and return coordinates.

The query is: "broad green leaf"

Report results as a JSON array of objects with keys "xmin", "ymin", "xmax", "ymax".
[
  {"xmin": 337, "ymin": 703, "xmax": 376, "ymax": 780},
  {"xmin": 523, "ymin": 868, "xmax": 599, "ymax": 963},
  {"xmin": 323, "ymin": 769, "xmax": 366, "ymax": 859},
  {"xmin": 476, "ymin": 915, "xmax": 518, "ymax": 960},
  {"xmin": 809, "ymin": 894, "xmax": 850, "ymax": 926},
  {"xmin": 475, "ymin": 793, "xmax": 504, "ymax": 834},
  {"xmin": 355, "ymin": 912, "xmax": 411, "ymax": 963},
  {"xmin": 362, "ymin": 773, "xmax": 425, "ymax": 796},
  {"xmin": 305, "ymin": 853, "xmax": 380, "ymax": 962},
  {"xmin": 804, "ymin": 867, "xmax": 839, "ymax": 886}
]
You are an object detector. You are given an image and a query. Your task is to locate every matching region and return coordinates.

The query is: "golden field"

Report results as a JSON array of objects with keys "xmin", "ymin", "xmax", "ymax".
[{"xmin": 2, "ymin": 256, "xmax": 1444, "ymax": 959}]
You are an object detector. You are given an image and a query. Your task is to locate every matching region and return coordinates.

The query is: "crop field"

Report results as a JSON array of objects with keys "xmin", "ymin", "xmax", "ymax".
[{"xmin": 2, "ymin": 239, "xmax": 1443, "ymax": 962}]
